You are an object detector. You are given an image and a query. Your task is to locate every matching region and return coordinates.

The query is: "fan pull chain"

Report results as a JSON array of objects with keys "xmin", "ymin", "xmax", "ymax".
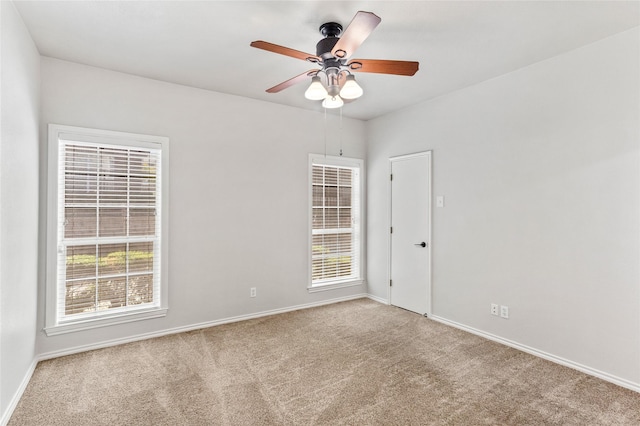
[
  {"xmin": 339, "ymin": 107, "xmax": 343, "ymax": 157},
  {"xmin": 324, "ymin": 107, "xmax": 328, "ymax": 158}
]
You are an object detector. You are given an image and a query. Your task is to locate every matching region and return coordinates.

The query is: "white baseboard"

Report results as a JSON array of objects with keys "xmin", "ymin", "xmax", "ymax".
[
  {"xmin": 38, "ymin": 293, "xmax": 369, "ymax": 361},
  {"xmin": 366, "ymin": 293, "xmax": 389, "ymax": 305},
  {"xmin": 430, "ymin": 315, "xmax": 640, "ymax": 393},
  {"xmin": 1, "ymin": 358, "xmax": 38, "ymax": 426}
]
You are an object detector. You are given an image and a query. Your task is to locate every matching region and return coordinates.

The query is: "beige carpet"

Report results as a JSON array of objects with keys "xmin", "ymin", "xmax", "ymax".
[{"xmin": 9, "ymin": 299, "xmax": 640, "ymax": 425}]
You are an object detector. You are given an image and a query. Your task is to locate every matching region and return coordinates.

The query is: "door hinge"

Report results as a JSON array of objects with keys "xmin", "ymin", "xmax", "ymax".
[
  {"xmin": 389, "ymin": 279, "xmax": 392, "ymax": 287},
  {"xmin": 390, "ymin": 226, "xmax": 393, "ymax": 234},
  {"xmin": 390, "ymin": 174, "xmax": 393, "ymax": 181}
]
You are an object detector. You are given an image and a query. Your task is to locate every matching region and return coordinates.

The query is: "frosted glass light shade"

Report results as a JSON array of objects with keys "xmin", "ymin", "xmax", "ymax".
[
  {"xmin": 304, "ymin": 77, "xmax": 328, "ymax": 100},
  {"xmin": 340, "ymin": 75, "xmax": 363, "ymax": 99},
  {"xmin": 322, "ymin": 95, "xmax": 344, "ymax": 109}
]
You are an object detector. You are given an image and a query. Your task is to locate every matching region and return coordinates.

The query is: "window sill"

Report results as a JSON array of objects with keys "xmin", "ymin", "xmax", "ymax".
[
  {"xmin": 44, "ymin": 307, "xmax": 168, "ymax": 336},
  {"xmin": 307, "ymin": 279, "xmax": 364, "ymax": 293}
]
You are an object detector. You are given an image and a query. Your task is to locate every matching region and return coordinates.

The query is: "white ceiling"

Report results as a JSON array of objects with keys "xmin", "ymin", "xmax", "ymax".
[{"xmin": 14, "ymin": 1, "xmax": 640, "ymax": 121}]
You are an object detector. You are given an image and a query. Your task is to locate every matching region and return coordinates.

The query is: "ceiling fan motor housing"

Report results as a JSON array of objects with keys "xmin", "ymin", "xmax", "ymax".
[{"xmin": 317, "ymin": 22, "xmax": 343, "ymax": 60}]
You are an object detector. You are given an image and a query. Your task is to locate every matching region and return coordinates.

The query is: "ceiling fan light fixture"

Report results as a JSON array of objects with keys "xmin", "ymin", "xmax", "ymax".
[
  {"xmin": 322, "ymin": 95, "xmax": 344, "ymax": 109},
  {"xmin": 304, "ymin": 76, "xmax": 328, "ymax": 100},
  {"xmin": 340, "ymin": 75, "xmax": 363, "ymax": 99}
]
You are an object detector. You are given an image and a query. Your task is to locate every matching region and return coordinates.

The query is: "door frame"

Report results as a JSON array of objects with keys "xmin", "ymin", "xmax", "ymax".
[{"xmin": 387, "ymin": 151, "xmax": 433, "ymax": 316}]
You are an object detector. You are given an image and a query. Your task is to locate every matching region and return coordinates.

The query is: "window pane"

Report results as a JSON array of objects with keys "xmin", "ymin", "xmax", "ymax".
[
  {"xmin": 97, "ymin": 277, "xmax": 127, "ymax": 310},
  {"xmin": 312, "ymin": 208, "xmax": 323, "ymax": 229},
  {"xmin": 325, "ymin": 208, "xmax": 338, "ymax": 228},
  {"xmin": 337, "ymin": 256, "xmax": 352, "ymax": 277},
  {"xmin": 322, "ymin": 234, "xmax": 338, "ymax": 254},
  {"xmin": 65, "ymin": 279, "xmax": 96, "ymax": 315},
  {"xmin": 98, "ymin": 207, "xmax": 127, "ymax": 237},
  {"xmin": 339, "ymin": 208, "xmax": 352, "ymax": 228},
  {"xmin": 66, "ymin": 245, "xmax": 97, "ymax": 280},
  {"xmin": 312, "ymin": 166, "xmax": 323, "ymax": 185},
  {"xmin": 313, "ymin": 234, "xmax": 334, "ymax": 257},
  {"xmin": 65, "ymin": 174, "xmax": 97, "ymax": 204},
  {"xmin": 130, "ymin": 176, "xmax": 156, "ymax": 205},
  {"xmin": 65, "ymin": 207, "xmax": 97, "ymax": 238},
  {"xmin": 129, "ymin": 242, "xmax": 154, "ymax": 272},
  {"xmin": 130, "ymin": 150, "xmax": 157, "ymax": 176},
  {"xmin": 98, "ymin": 174, "xmax": 128, "ymax": 204},
  {"xmin": 325, "ymin": 168, "xmax": 337, "ymax": 185},
  {"xmin": 98, "ymin": 243, "xmax": 127, "ymax": 276},
  {"xmin": 312, "ymin": 235, "xmax": 324, "ymax": 253},
  {"xmin": 325, "ymin": 186, "xmax": 337, "ymax": 206},
  {"xmin": 312, "ymin": 185, "xmax": 323, "ymax": 207},
  {"xmin": 99, "ymin": 147, "xmax": 128, "ymax": 175},
  {"xmin": 338, "ymin": 169, "xmax": 352, "ymax": 186},
  {"xmin": 311, "ymin": 258, "xmax": 323, "ymax": 281},
  {"xmin": 130, "ymin": 208, "xmax": 155, "ymax": 236},
  {"xmin": 128, "ymin": 274, "xmax": 153, "ymax": 305},
  {"xmin": 339, "ymin": 187, "xmax": 351, "ymax": 207},
  {"xmin": 65, "ymin": 145, "xmax": 98, "ymax": 174},
  {"xmin": 338, "ymin": 233, "xmax": 352, "ymax": 252},
  {"xmin": 323, "ymin": 257, "xmax": 338, "ymax": 278}
]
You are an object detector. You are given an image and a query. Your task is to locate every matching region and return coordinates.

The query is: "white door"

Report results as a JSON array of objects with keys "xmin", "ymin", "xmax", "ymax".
[{"xmin": 389, "ymin": 152, "xmax": 431, "ymax": 315}]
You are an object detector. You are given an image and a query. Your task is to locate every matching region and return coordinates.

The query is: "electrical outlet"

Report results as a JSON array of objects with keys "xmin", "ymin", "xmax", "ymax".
[
  {"xmin": 250, "ymin": 287, "xmax": 256, "ymax": 298},
  {"xmin": 491, "ymin": 303, "xmax": 499, "ymax": 316},
  {"xmin": 500, "ymin": 305, "xmax": 509, "ymax": 319}
]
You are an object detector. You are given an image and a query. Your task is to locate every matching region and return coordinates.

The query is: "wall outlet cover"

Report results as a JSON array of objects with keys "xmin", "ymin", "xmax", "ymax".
[
  {"xmin": 491, "ymin": 303, "xmax": 499, "ymax": 316},
  {"xmin": 500, "ymin": 305, "xmax": 509, "ymax": 319}
]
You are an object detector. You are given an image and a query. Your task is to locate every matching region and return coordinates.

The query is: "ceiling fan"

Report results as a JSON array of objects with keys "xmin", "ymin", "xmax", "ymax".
[{"xmin": 250, "ymin": 11, "xmax": 419, "ymax": 108}]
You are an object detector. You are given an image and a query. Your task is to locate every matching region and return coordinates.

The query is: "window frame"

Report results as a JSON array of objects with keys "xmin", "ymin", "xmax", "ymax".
[
  {"xmin": 308, "ymin": 154, "xmax": 364, "ymax": 292},
  {"xmin": 45, "ymin": 124, "xmax": 169, "ymax": 336}
]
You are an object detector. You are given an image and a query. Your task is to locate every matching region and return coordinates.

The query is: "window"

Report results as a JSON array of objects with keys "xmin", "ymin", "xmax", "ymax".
[
  {"xmin": 309, "ymin": 154, "xmax": 363, "ymax": 291},
  {"xmin": 46, "ymin": 125, "xmax": 169, "ymax": 335}
]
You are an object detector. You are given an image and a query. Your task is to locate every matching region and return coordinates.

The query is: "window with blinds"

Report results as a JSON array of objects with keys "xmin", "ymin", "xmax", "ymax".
[
  {"xmin": 310, "ymin": 155, "xmax": 362, "ymax": 287},
  {"xmin": 46, "ymin": 125, "xmax": 168, "ymax": 334}
]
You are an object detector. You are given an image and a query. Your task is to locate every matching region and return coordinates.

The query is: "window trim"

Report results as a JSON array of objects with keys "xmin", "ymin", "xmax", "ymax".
[
  {"xmin": 308, "ymin": 154, "xmax": 364, "ymax": 291},
  {"xmin": 45, "ymin": 124, "xmax": 169, "ymax": 336}
]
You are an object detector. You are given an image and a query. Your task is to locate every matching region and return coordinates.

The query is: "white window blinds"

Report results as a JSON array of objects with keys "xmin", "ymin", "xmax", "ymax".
[
  {"xmin": 311, "ymin": 159, "xmax": 361, "ymax": 286},
  {"xmin": 56, "ymin": 140, "xmax": 162, "ymax": 322}
]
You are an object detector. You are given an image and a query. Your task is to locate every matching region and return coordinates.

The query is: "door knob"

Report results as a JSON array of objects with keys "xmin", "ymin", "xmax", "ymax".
[{"xmin": 414, "ymin": 242, "xmax": 427, "ymax": 248}]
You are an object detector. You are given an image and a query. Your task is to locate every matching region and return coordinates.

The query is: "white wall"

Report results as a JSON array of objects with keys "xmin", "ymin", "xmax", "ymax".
[
  {"xmin": 37, "ymin": 57, "xmax": 366, "ymax": 355},
  {"xmin": 367, "ymin": 28, "xmax": 640, "ymax": 387},
  {"xmin": 0, "ymin": 0, "xmax": 40, "ymax": 421}
]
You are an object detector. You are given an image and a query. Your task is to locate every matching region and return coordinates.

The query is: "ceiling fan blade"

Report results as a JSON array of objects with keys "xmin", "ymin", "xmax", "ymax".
[
  {"xmin": 331, "ymin": 11, "xmax": 381, "ymax": 59},
  {"xmin": 347, "ymin": 59, "xmax": 419, "ymax": 76},
  {"xmin": 250, "ymin": 40, "xmax": 320, "ymax": 63},
  {"xmin": 266, "ymin": 69, "xmax": 319, "ymax": 93}
]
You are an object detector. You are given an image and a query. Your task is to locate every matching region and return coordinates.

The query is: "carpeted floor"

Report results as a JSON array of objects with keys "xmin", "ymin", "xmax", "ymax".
[{"xmin": 9, "ymin": 299, "xmax": 640, "ymax": 425}]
